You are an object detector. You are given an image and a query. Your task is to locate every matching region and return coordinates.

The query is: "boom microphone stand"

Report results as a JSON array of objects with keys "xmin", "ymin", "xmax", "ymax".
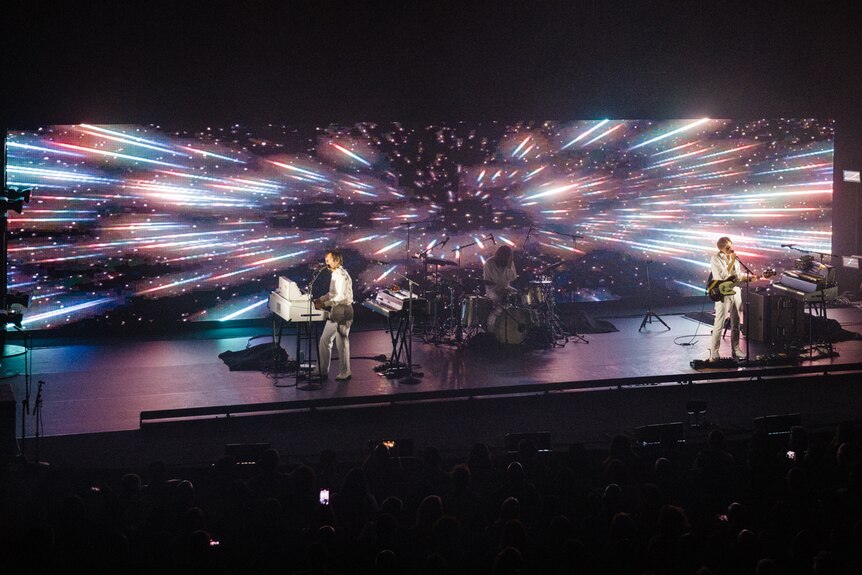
[{"xmin": 534, "ymin": 226, "xmax": 588, "ymax": 343}]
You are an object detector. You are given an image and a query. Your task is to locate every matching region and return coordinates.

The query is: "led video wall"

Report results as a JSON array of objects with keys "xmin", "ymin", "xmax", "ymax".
[{"xmin": 5, "ymin": 120, "xmax": 833, "ymax": 330}]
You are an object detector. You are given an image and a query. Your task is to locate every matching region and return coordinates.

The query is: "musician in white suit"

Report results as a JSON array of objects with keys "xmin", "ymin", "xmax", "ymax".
[
  {"xmin": 709, "ymin": 237, "xmax": 749, "ymax": 361},
  {"xmin": 313, "ymin": 250, "xmax": 354, "ymax": 380}
]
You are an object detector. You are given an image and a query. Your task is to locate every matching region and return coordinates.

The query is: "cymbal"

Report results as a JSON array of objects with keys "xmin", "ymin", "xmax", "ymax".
[
  {"xmin": 414, "ymin": 255, "xmax": 457, "ymax": 266},
  {"xmin": 538, "ymin": 260, "xmax": 566, "ymax": 274}
]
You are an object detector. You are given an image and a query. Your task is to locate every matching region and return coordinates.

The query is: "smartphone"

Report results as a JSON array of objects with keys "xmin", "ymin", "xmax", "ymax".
[
  {"xmin": 382, "ymin": 440, "xmax": 396, "ymax": 449},
  {"xmin": 319, "ymin": 488, "xmax": 330, "ymax": 505},
  {"xmin": 786, "ymin": 450, "xmax": 796, "ymax": 461},
  {"xmin": 718, "ymin": 514, "xmax": 728, "ymax": 523},
  {"xmin": 209, "ymin": 539, "xmax": 220, "ymax": 547}
]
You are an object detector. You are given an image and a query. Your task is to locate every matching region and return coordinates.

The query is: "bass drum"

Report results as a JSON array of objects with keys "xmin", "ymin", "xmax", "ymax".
[
  {"xmin": 487, "ymin": 306, "xmax": 534, "ymax": 345},
  {"xmin": 461, "ymin": 295, "xmax": 492, "ymax": 327}
]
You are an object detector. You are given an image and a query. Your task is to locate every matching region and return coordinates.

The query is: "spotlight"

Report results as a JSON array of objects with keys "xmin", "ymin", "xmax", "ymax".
[
  {"xmin": 2, "ymin": 186, "xmax": 32, "ymax": 213},
  {"xmin": 6, "ymin": 291, "xmax": 29, "ymax": 309},
  {"xmin": 0, "ymin": 310, "xmax": 23, "ymax": 328},
  {"xmin": 5, "ymin": 186, "xmax": 31, "ymax": 203}
]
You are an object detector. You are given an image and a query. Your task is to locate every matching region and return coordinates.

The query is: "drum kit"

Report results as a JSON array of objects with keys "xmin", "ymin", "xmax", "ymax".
[{"xmin": 418, "ymin": 256, "xmax": 570, "ymax": 348}]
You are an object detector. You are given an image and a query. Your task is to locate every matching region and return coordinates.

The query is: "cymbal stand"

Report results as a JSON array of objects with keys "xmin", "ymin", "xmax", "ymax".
[
  {"xmin": 534, "ymin": 228, "xmax": 589, "ymax": 343},
  {"xmin": 544, "ymin": 287, "xmax": 569, "ymax": 347},
  {"xmin": 638, "ymin": 259, "xmax": 670, "ymax": 332}
]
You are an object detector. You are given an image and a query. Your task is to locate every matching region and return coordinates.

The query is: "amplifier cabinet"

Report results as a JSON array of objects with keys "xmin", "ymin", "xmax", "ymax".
[{"xmin": 745, "ymin": 290, "xmax": 805, "ymax": 345}]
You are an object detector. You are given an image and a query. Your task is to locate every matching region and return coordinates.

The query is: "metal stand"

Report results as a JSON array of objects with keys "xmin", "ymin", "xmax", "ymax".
[
  {"xmin": 297, "ymin": 266, "xmax": 328, "ymax": 390},
  {"xmin": 638, "ymin": 260, "xmax": 670, "ymax": 332},
  {"xmin": 32, "ymin": 379, "xmax": 45, "ymax": 463},
  {"xmin": 785, "ymin": 246, "xmax": 839, "ymax": 361},
  {"xmin": 398, "ymin": 273, "xmax": 422, "ymax": 384},
  {"xmin": 374, "ymin": 271, "xmax": 423, "ymax": 383}
]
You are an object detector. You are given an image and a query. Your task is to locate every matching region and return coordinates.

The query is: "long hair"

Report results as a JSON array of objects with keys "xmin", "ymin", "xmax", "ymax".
[{"xmin": 494, "ymin": 245, "xmax": 513, "ymax": 266}]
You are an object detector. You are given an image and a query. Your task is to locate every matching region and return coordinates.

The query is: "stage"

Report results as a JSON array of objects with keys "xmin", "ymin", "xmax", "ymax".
[{"xmin": 4, "ymin": 302, "xmax": 862, "ymax": 467}]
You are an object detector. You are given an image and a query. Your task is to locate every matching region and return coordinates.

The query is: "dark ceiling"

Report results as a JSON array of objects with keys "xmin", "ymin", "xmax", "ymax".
[{"xmin": 3, "ymin": 1, "xmax": 862, "ymax": 128}]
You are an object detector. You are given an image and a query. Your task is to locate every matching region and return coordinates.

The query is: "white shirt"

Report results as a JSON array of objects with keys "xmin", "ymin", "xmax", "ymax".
[
  {"xmin": 710, "ymin": 252, "xmax": 748, "ymax": 296},
  {"xmin": 483, "ymin": 258, "xmax": 517, "ymax": 302},
  {"xmin": 710, "ymin": 252, "xmax": 748, "ymax": 281},
  {"xmin": 322, "ymin": 266, "xmax": 353, "ymax": 306}
]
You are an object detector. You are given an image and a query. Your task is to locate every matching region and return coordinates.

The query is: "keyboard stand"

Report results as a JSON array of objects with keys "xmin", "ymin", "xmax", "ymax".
[
  {"xmin": 805, "ymin": 292, "xmax": 838, "ymax": 361},
  {"xmin": 373, "ymin": 311, "xmax": 412, "ymax": 379}
]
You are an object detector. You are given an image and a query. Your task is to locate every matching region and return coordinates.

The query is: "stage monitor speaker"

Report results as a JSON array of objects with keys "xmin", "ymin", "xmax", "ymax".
[
  {"xmin": 0, "ymin": 384, "xmax": 18, "ymax": 460},
  {"xmin": 225, "ymin": 442, "xmax": 271, "ymax": 465},
  {"xmin": 746, "ymin": 291, "xmax": 804, "ymax": 345},
  {"xmin": 635, "ymin": 422, "xmax": 685, "ymax": 447},
  {"xmin": 505, "ymin": 431, "xmax": 551, "ymax": 453},
  {"xmin": 754, "ymin": 413, "xmax": 801, "ymax": 435}
]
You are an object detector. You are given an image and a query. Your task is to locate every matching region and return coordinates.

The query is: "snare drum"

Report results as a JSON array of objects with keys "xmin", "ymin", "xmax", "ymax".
[
  {"xmin": 461, "ymin": 295, "xmax": 492, "ymax": 327},
  {"xmin": 487, "ymin": 305, "xmax": 534, "ymax": 345}
]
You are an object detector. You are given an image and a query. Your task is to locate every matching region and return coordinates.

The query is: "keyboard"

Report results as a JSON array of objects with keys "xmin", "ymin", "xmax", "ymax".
[{"xmin": 268, "ymin": 276, "xmax": 328, "ymax": 322}]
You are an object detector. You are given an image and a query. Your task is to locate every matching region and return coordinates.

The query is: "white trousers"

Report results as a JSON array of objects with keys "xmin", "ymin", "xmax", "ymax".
[
  {"xmin": 710, "ymin": 292, "xmax": 741, "ymax": 358},
  {"xmin": 319, "ymin": 319, "xmax": 351, "ymax": 377}
]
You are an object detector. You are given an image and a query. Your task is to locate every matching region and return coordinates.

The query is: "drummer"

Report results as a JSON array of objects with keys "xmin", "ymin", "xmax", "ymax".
[{"xmin": 483, "ymin": 245, "xmax": 518, "ymax": 305}]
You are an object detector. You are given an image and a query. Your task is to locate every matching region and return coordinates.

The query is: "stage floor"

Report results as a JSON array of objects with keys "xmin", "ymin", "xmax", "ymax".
[{"xmin": 4, "ymin": 303, "xmax": 862, "ymax": 441}]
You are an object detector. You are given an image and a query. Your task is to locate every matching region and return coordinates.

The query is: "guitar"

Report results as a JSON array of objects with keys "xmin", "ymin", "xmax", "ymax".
[{"xmin": 706, "ymin": 269, "xmax": 775, "ymax": 302}]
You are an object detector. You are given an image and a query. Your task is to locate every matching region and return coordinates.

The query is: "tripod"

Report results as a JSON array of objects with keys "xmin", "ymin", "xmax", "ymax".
[{"xmin": 638, "ymin": 260, "xmax": 670, "ymax": 331}]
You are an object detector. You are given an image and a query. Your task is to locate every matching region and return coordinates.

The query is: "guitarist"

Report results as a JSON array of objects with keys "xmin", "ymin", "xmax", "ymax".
[{"xmin": 708, "ymin": 237, "xmax": 752, "ymax": 361}]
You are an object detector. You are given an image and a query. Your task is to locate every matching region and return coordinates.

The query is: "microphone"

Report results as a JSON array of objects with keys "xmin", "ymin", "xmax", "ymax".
[{"xmin": 780, "ymin": 244, "xmax": 795, "ymax": 248}]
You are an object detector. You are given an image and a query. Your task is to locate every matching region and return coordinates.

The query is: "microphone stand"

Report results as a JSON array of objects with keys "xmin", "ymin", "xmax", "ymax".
[
  {"xmin": 399, "ymin": 218, "xmax": 432, "ymax": 262},
  {"xmin": 638, "ymin": 259, "xmax": 670, "ymax": 332},
  {"xmin": 450, "ymin": 233, "xmax": 494, "ymax": 265},
  {"xmin": 734, "ymin": 253, "xmax": 756, "ymax": 364},
  {"xmin": 298, "ymin": 265, "xmax": 328, "ymax": 390}
]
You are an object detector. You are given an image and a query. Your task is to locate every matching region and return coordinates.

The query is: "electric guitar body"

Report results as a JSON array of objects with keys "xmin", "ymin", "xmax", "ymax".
[{"xmin": 706, "ymin": 269, "xmax": 775, "ymax": 302}]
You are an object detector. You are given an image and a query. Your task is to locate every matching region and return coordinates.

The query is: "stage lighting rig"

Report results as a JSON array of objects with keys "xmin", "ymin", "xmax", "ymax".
[
  {"xmin": 2, "ymin": 185, "xmax": 31, "ymax": 213},
  {"xmin": 1, "ymin": 310, "xmax": 23, "ymax": 328},
  {"xmin": 6, "ymin": 291, "xmax": 29, "ymax": 309}
]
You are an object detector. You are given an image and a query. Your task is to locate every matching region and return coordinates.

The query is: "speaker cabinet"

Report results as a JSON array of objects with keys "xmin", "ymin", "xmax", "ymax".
[{"xmin": 746, "ymin": 291, "xmax": 804, "ymax": 345}]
